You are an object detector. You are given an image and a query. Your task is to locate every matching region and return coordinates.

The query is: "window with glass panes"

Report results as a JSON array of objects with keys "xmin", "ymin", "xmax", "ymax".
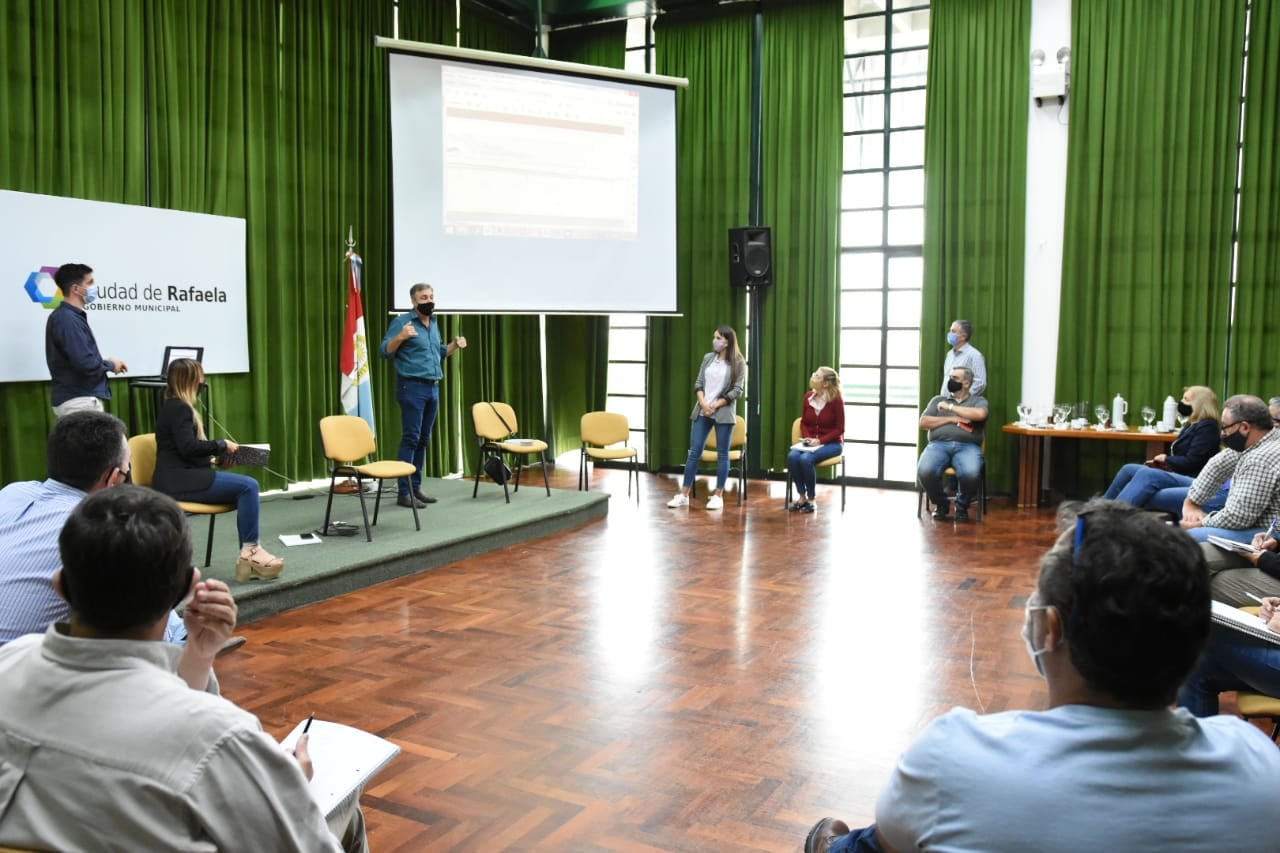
[
  {"xmin": 605, "ymin": 5, "xmax": 656, "ymax": 460},
  {"xmin": 840, "ymin": 0, "xmax": 929, "ymax": 486}
]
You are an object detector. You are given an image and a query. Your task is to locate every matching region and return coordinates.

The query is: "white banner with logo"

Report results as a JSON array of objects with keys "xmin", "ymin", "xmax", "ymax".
[{"xmin": 0, "ymin": 190, "xmax": 249, "ymax": 383}]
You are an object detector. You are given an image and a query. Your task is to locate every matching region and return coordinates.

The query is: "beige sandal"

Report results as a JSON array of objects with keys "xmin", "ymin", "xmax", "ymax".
[{"xmin": 234, "ymin": 545, "xmax": 285, "ymax": 582}]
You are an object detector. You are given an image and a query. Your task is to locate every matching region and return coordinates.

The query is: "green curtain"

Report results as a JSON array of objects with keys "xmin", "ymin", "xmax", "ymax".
[
  {"xmin": 1228, "ymin": 0, "xmax": 1280, "ymax": 397},
  {"xmin": 451, "ymin": 3, "xmax": 545, "ymax": 476},
  {"xmin": 648, "ymin": 7, "xmax": 752, "ymax": 472},
  {"xmin": 543, "ymin": 21, "xmax": 626, "ymax": 458},
  {"xmin": 759, "ymin": 0, "xmax": 843, "ymax": 475},
  {"xmin": 398, "ymin": 0, "xmax": 453, "ymax": 44},
  {"xmin": 1054, "ymin": 0, "xmax": 1244, "ymax": 494},
  {"xmin": 145, "ymin": 0, "xmax": 283, "ymax": 487},
  {"xmin": 921, "ymin": 0, "xmax": 1030, "ymax": 495},
  {"xmin": 0, "ymin": 0, "xmax": 148, "ymax": 481},
  {"xmin": 459, "ymin": 0, "xmax": 535, "ymax": 56},
  {"xmin": 256, "ymin": 0, "xmax": 396, "ymax": 487}
]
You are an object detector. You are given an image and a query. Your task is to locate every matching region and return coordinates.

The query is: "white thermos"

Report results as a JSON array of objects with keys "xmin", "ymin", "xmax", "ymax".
[
  {"xmin": 1112, "ymin": 394, "xmax": 1128, "ymax": 430},
  {"xmin": 1161, "ymin": 396, "xmax": 1178, "ymax": 431}
]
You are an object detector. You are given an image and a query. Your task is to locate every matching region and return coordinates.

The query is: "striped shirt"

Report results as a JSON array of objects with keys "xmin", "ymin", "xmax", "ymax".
[{"xmin": 0, "ymin": 480, "xmax": 86, "ymax": 644}]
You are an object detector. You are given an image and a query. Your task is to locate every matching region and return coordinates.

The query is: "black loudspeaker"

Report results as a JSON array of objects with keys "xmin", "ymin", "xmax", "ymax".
[{"xmin": 728, "ymin": 226, "xmax": 772, "ymax": 288}]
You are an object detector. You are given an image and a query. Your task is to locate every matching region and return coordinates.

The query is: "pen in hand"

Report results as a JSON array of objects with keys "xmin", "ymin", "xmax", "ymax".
[{"xmin": 303, "ymin": 713, "xmax": 315, "ymax": 734}]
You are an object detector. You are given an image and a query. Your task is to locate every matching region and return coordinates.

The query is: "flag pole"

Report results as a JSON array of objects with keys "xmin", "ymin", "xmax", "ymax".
[{"xmin": 336, "ymin": 226, "xmax": 377, "ymax": 495}]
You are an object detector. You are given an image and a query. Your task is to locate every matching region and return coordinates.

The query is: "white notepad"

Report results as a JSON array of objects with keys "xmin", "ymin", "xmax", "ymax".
[
  {"xmin": 1210, "ymin": 600, "xmax": 1280, "ymax": 647},
  {"xmin": 279, "ymin": 719, "xmax": 401, "ymax": 818}
]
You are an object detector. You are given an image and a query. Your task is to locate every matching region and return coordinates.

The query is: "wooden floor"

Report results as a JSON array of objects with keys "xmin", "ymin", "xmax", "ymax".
[{"xmin": 217, "ymin": 468, "xmax": 1066, "ymax": 851}]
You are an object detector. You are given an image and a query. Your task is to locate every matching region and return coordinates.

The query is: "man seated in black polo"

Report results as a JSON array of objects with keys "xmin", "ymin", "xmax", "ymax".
[{"xmin": 917, "ymin": 366, "xmax": 988, "ymax": 522}]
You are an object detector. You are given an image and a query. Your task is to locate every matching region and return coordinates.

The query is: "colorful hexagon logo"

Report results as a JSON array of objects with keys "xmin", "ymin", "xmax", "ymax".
[{"xmin": 24, "ymin": 266, "xmax": 63, "ymax": 309}]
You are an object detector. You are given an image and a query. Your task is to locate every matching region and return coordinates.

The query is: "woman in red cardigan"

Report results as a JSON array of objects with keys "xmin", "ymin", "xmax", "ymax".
[{"xmin": 788, "ymin": 367, "xmax": 845, "ymax": 513}]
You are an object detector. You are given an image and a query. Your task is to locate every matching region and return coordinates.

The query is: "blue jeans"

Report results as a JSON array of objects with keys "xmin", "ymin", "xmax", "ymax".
[
  {"xmin": 826, "ymin": 824, "xmax": 887, "ymax": 853},
  {"xmin": 1178, "ymin": 623, "xmax": 1280, "ymax": 716},
  {"xmin": 175, "ymin": 471, "xmax": 262, "ymax": 546},
  {"xmin": 787, "ymin": 442, "xmax": 843, "ymax": 500},
  {"xmin": 682, "ymin": 416, "xmax": 732, "ymax": 491},
  {"xmin": 1104, "ymin": 465, "xmax": 1230, "ymax": 519},
  {"xmin": 1187, "ymin": 524, "xmax": 1264, "ymax": 544},
  {"xmin": 396, "ymin": 376, "xmax": 439, "ymax": 497},
  {"xmin": 1147, "ymin": 484, "xmax": 1230, "ymax": 519},
  {"xmin": 917, "ymin": 440, "xmax": 984, "ymax": 510}
]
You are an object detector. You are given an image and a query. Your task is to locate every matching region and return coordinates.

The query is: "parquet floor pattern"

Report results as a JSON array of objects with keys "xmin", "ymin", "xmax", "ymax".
[{"xmin": 216, "ymin": 469, "xmax": 1068, "ymax": 851}]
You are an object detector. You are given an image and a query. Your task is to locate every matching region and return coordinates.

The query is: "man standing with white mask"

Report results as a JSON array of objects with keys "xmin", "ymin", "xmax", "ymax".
[
  {"xmin": 44, "ymin": 263, "xmax": 128, "ymax": 417},
  {"xmin": 803, "ymin": 500, "xmax": 1280, "ymax": 853}
]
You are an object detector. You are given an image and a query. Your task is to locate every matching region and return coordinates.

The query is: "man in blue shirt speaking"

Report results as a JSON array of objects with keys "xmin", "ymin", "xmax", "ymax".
[{"xmin": 380, "ymin": 283, "xmax": 467, "ymax": 508}]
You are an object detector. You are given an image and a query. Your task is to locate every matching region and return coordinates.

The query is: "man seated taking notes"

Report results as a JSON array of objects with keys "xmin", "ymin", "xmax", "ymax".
[{"xmin": 0, "ymin": 486, "xmax": 367, "ymax": 852}]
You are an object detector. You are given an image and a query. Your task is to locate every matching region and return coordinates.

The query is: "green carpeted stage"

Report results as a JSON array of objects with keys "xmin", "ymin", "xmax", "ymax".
[{"xmin": 188, "ymin": 477, "xmax": 610, "ymax": 622}]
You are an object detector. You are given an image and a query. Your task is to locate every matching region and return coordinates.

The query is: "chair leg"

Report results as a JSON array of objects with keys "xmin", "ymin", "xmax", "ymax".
[
  {"xmin": 404, "ymin": 478, "xmax": 420, "ymax": 531},
  {"xmin": 204, "ymin": 515, "xmax": 216, "ymax": 568},
  {"xmin": 540, "ymin": 451, "xmax": 551, "ymax": 497},
  {"xmin": 502, "ymin": 456, "xmax": 511, "ymax": 504},
  {"xmin": 473, "ymin": 448, "xmax": 483, "ymax": 498},
  {"xmin": 323, "ymin": 473, "xmax": 339, "ymax": 531},
  {"xmin": 513, "ymin": 457, "xmax": 523, "ymax": 494},
  {"xmin": 840, "ymin": 458, "xmax": 847, "ymax": 512},
  {"xmin": 371, "ymin": 476, "xmax": 382, "ymax": 527},
  {"xmin": 578, "ymin": 446, "xmax": 587, "ymax": 491},
  {"xmin": 355, "ymin": 476, "xmax": 373, "ymax": 542}
]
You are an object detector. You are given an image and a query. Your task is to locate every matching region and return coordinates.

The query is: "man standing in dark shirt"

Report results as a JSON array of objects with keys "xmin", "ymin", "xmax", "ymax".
[{"xmin": 44, "ymin": 263, "xmax": 127, "ymax": 418}]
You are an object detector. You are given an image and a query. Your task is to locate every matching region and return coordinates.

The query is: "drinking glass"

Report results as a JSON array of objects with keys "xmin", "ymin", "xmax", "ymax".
[
  {"xmin": 1141, "ymin": 406, "xmax": 1156, "ymax": 431},
  {"xmin": 1054, "ymin": 404, "xmax": 1071, "ymax": 427},
  {"xmin": 1016, "ymin": 403, "xmax": 1032, "ymax": 425},
  {"xmin": 1094, "ymin": 405, "xmax": 1109, "ymax": 429}
]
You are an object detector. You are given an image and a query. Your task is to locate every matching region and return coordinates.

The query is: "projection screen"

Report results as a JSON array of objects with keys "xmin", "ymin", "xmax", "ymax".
[{"xmin": 383, "ymin": 40, "xmax": 685, "ymax": 314}]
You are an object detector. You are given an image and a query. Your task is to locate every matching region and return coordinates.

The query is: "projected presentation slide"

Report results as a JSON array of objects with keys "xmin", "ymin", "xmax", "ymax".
[
  {"xmin": 442, "ymin": 65, "xmax": 639, "ymax": 241},
  {"xmin": 389, "ymin": 50, "xmax": 678, "ymax": 315}
]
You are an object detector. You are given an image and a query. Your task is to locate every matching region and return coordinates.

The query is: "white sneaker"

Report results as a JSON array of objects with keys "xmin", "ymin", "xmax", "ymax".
[
  {"xmin": 666, "ymin": 493, "xmax": 689, "ymax": 508},
  {"xmin": 706, "ymin": 494, "xmax": 724, "ymax": 511}
]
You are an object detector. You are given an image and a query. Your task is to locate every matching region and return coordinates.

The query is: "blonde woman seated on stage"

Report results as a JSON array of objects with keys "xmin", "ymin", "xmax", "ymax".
[{"xmin": 152, "ymin": 359, "xmax": 284, "ymax": 581}]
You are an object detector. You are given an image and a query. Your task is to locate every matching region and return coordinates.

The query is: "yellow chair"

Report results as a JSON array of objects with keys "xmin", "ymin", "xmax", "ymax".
[
  {"xmin": 578, "ymin": 412, "xmax": 639, "ymax": 502},
  {"xmin": 128, "ymin": 433, "xmax": 235, "ymax": 568},
  {"xmin": 319, "ymin": 415, "xmax": 419, "ymax": 541},
  {"xmin": 691, "ymin": 415, "xmax": 747, "ymax": 505},
  {"xmin": 471, "ymin": 402, "xmax": 550, "ymax": 503},
  {"xmin": 784, "ymin": 417, "xmax": 846, "ymax": 511}
]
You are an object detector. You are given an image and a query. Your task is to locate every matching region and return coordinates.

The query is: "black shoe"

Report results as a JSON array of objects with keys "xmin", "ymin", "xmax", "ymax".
[
  {"xmin": 804, "ymin": 817, "xmax": 851, "ymax": 853},
  {"xmin": 932, "ymin": 501, "xmax": 950, "ymax": 520},
  {"xmin": 397, "ymin": 494, "xmax": 426, "ymax": 509},
  {"xmin": 413, "ymin": 489, "xmax": 438, "ymax": 504},
  {"xmin": 789, "ymin": 499, "xmax": 810, "ymax": 512},
  {"xmin": 955, "ymin": 504, "xmax": 971, "ymax": 522},
  {"xmin": 800, "ymin": 502, "xmax": 816, "ymax": 513}
]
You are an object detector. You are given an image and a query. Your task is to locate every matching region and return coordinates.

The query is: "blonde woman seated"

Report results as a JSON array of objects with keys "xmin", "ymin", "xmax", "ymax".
[
  {"xmin": 787, "ymin": 367, "xmax": 845, "ymax": 513},
  {"xmin": 152, "ymin": 359, "xmax": 283, "ymax": 581},
  {"xmin": 1102, "ymin": 385, "xmax": 1223, "ymax": 518}
]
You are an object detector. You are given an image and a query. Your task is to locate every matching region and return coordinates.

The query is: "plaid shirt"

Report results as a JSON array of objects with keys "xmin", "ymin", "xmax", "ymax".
[{"xmin": 1189, "ymin": 428, "xmax": 1280, "ymax": 530}]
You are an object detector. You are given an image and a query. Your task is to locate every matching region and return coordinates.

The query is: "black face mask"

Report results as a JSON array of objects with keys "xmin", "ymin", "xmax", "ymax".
[
  {"xmin": 947, "ymin": 379, "xmax": 963, "ymax": 393},
  {"xmin": 1177, "ymin": 401, "xmax": 1193, "ymax": 417},
  {"xmin": 415, "ymin": 301, "xmax": 435, "ymax": 317},
  {"xmin": 1223, "ymin": 429, "xmax": 1248, "ymax": 452}
]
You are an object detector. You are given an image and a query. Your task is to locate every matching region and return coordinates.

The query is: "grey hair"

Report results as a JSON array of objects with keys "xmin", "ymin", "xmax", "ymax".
[{"xmin": 952, "ymin": 319, "xmax": 973, "ymax": 339}]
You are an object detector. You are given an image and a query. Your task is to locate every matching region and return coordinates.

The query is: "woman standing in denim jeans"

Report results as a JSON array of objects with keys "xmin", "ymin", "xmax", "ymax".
[{"xmin": 666, "ymin": 326, "xmax": 746, "ymax": 511}]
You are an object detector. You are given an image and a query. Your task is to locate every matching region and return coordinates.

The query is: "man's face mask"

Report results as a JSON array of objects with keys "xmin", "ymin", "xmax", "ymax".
[
  {"xmin": 416, "ymin": 301, "xmax": 435, "ymax": 317},
  {"xmin": 947, "ymin": 378, "xmax": 964, "ymax": 394},
  {"xmin": 1021, "ymin": 593, "xmax": 1052, "ymax": 679},
  {"xmin": 1223, "ymin": 424, "xmax": 1248, "ymax": 452},
  {"xmin": 947, "ymin": 332, "xmax": 960, "ymax": 347}
]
